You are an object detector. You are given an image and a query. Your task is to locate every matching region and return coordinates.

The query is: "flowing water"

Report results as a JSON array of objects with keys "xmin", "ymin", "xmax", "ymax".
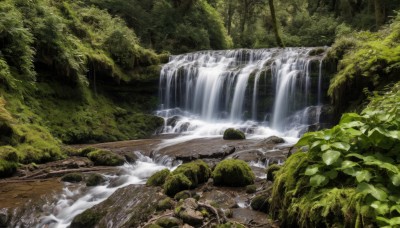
[{"xmin": 157, "ymin": 47, "xmax": 329, "ymax": 140}]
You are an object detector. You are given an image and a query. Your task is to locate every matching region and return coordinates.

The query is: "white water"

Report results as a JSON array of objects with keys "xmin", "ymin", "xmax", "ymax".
[
  {"xmin": 157, "ymin": 48, "xmax": 328, "ymax": 140},
  {"xmin": 36, "ymin": 153, "xmax": 179, "ymax": 228}
]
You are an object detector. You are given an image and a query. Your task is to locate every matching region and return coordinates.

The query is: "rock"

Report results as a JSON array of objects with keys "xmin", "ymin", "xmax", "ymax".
[
  {"xmin": 200, "ymin": 190, "xmax": 237, "ymax": 209},
  {"xmin": 166, "ymin": 116, "xmax": 182, "ymax": 127},
  {"xmin": 70, "ymin": 209, "xmax": 103, "ymax": 228},
  {"xmin": 70, "ymin": 185, "xmax": 164, "ymax": 227},
  {"xmin": 266, "ymin": 164, "xmax": 281, "ymax": 182},
  {"xmin": 223, "ymin": 128, "xmax": 246, "ymax": 140},
  {"xmin": 122, "ymin": 152, "xmax": 139, "ymax": 163},
  {"xmin": 86, "ymin": 173, "xmax": 106, "ymax": 186},
  {"xmin": 164, "ymin": 174, "xmax": 192, "ymax": 197},
  {"xmin": 87, "ymin": 149, "xmax": 125, "ymax": 166},
  {"xmin": 231, "ymin": 150, "xmax": 264, "ymax": 162},
  {"xmin": 175, "ymin": 198, "xmax": 203, "ymax": 226},
  {"xmin": 61, "ymin": 173, "xmax": 83, "ymax": 183},
  {"xmin": 174, "ymin": 190, "xmax": 200, "ymax": 201},
  {"xmin": 147, "ymin": 169, "xmax": 171, "ymax": 186},
  {"xmin": 155, "ymin": 216, "xmax": 182, "ymax": 228},
  {"xmin": 258, "ymin": 136, "xmax": 285, "ymax": 145},
  {"xmin": 61, "ymin": 157, "xmax": 93, "ymax": 169},
  {"xmin": 0, "ymin": 210, "xmax": 8, "ymax": 227},
  {"xmin": 212, "ymin": 159, "xmax": 255, "ymax": 187},
  {"xmin": 246, "ymin": 185, "xmax": 257, "ymax": 194},
  {"xmin": 172, "ymin": 160, "xmax": 211, "ymax": 187},
  {"xmin": 157, "ymin": 197, "xmax": 175, "ymax": 211},
  {"xmin": 250, "ymin": 193, "xmax": 270, "ymax": 213}
]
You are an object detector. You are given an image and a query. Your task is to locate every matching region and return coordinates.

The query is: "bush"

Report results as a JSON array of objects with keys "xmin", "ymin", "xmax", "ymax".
[
  {"xmin": 87, "ymin": 149, "xmax": 124, "ymax": 166},
  {"xmin": 86, "ymin": 173, "xmax": 105, "ymax": 186},
  {"xmin": 61, "ymin": 173, "xmax": 83, "ymax": 183},
  {"xmin": 172, "ymin": 160, "xmax": 211, "ymax": 187},
  {"xmin": 223, "ymin": 128, "xmax": 245, "ymax": 140},
  {"xmin": 212, "ymin": 159, "xmax": 255, "ymax": 187},
  {"xmin": 147, "ymin": 169, "xmax": 170, "ymax": 186},
  {"xmin": 163, "ymin": 173, "xmax": 192, "ymax": 197}
]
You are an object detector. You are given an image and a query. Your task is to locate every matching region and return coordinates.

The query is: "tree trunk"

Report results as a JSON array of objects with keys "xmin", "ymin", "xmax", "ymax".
[
  {"xmin": 374, "ymin": 0, "xmax": 385, "ymax": 28},
  {"xmin": 268, "ymin": 0, "xmax": 284, "ymax": 47},
  {"xmin": 226, "ymin": 0, "xmax": 234, "ymax": 35}
]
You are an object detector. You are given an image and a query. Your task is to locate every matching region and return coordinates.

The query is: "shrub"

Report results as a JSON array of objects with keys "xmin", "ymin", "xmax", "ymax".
[
  {"xmin": 87, "ymin": 149, "xmax": 124, "ymax": 166},
  {"xmin": 212, "ymin": 159, "xmax": 255, "ymax": 187},
  {"xmin": 223, "ymin": 128, "xmax": 245, "ymax": 140},
  {"xmin": 163, "ymin": 174, "xmax": 192, "ymax": 197},
  {"xmin": 147, "ymin": 169, "xmax": 170, "ymax": 186}
]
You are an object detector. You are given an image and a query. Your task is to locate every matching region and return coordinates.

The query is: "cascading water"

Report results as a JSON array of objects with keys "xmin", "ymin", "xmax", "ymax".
[{"xmin": 157, "ymin": 47, "xmax": 330, "ymax": 138}]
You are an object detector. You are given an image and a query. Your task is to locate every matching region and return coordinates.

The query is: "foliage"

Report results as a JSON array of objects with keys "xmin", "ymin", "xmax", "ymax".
[
  {"xmin": 171, "ymin": 160, "xmax": 211, "ymax": 187},
  {"xmin": 87, "ymin": 149, "xmax": 125, "ymax": 166},
  {"xmin": 271, "ymin": 82, "xmax": 400, "ymax": 227},
  {"xmin": 147, "ymin": 169, "xmax": 171, "ymax": 186},
  {"xmin": 223, "ymin": 128, "xmax": 245, "ymax": 140},
  {"xmin": 212, "ymin": 159, "xmax": 255, "ymax": 187}
]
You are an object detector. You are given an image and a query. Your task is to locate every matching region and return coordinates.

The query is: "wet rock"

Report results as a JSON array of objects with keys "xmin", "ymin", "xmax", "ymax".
[
  {"xmin": 61, "ymin": 173, "xmax": 83, "ymax": 183},
  {"xmin": 166, "ymin": 116, "xmax": 182, "ymax": 127},
  {"xmin": 230, "ymin": 150, "xmax": 264, "ymax": 162},
  {"xmin": 250, "ymin": 193, "xmax": 270, "ymax": 213},
  {"xmin": 87, "ymin": 149, "xmax": 125, "ymax": 166},
  {"xmin": 175, "ymin": 198, "xmax": 203, "ymax": 226},
  {"xmin": 86, "ymin": 173, "xmax": 106, "ymax": 186},
  {"xmin": 257, "ymin": 136, "xmax": 285, "ymax": 146},
  {"xmin": 71, "ymin": 185, "xmax": 164, "ymax": 227},
  {"xmin": 0, "ymin": 210, "xmax": 8, "ymax": 227},
  {"xmin": 246, "ymin": 185, "xmax": 257, "ymax": 194},
  {"xmin": 198, "ymin": 145, "xmax": 235, "ymax": 160},
  {"xmin": 155, "ymin": 216, "xmax": 182, "ymax": 228},
  {"xmin": 157, "ymin": 197, "xmax": 175, "ymax": 211},
  {"xmin": 200, "ymin": 190, "xmax": 237, "ymax": 209},
  {"xmin": 61, "ymin": 157, "xmax": 93, "ymax": 169},
  {"xmin": 121, "ymin": 152, "xmax": 139, "ymax": 163},
  {"xmin": 70, "ymin": 209, "xmax": 103, "ymax": 228}
]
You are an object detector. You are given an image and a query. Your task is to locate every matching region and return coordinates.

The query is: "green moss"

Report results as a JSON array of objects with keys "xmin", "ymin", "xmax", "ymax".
[
  {"xmin": 216, "ymin": 222, "xmax": 246, "ymax": 228},
  {"xmin": 212, "ymin": 159, "xmax": 255, "ymax": 187},
  {"xmin": 157, "ymin": 197, "xmax": 174, "ymax": 211},
  {"xmin": 223, "ymin": 128, "xmax": 245, "ymax": 140},
  {"xmin": 147, "ymin": 169, "xmax": 170, "ymax": 186},
  {"xmin": 87, "ymin": 149, "xmax": 124, "ymax": 166},
  {"xmin": 76, "ymin": 147, "xmax": 97, "ymax": 157},
  {"xmin": 250, "ymin": 193, "xmax": 270, "ymax": 213},
  {"xmin": 163, "ymin": 174, "xmax": 192, "ymax": 197},
  {"xmin": 0, "ymin": 160, "xmax": 18, "ymax": 178},
  {"xmin": 70, "ymin": 209, "xmax": 103, "ymax": 228},
  {"xmin": 245, "ymin": 185, "xmax": 257, "ymax": 194},
  {"xmin": 86, "ymin": 173, "xmax": 105, "ymax": 186},
  {"xmin": 174, "ymin": 190, "xmax": 197, "ymax": 201},
  {"xmin": 61, "ymin": 173, "xmax": 83, "ymax": 183},
  {"xmin": 266, "ymin": 164, "xmax": 281, "ymax": 182},
  {"xmin": 155, "ymin": 216, "xmax": 181, "ymax": 228},
  {"xmin": 172, "ymin": 160, "xmax": 211, "ymax": 187},
  {"xmin": 0, "ymin": 146, "xmax": 19, "ymax": 162}
]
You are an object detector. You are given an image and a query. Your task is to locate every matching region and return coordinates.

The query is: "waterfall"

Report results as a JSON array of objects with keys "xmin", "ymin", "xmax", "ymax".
[{"xmin": 157, "ymin": 48, "xmax": 329, "ymax": 138}]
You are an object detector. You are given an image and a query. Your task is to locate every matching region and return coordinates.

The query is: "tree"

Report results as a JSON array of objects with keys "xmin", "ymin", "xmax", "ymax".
[
  {"xmin": 268, "ymin": 0, "xmax": 284, "ymax": 47},
  {"xmin": 374, "ymin": 0, "xmax": 385, "ymax": 28}
]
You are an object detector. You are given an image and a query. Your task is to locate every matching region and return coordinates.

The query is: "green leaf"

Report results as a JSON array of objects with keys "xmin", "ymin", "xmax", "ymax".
[
  {"xmin": 346, "ymin": 128, "xmax": 363, "ymax": 136},
  {"xmin": 296, "ymin": 133, "xmax": 313, "ymax": 147},
  {"xmin": 321, "ymin": 144, "xmax": 330, "ymax": 151},
  {"xmin": 390, "ymin": 173, "xmax": 400, "ymax": 186},
  {"xmin": 310, "ymin": 140, "xmax": 323, "ymax": 150},
  {"xmin": 390, "ymin": 205, "xmax": 400, "ymax": 214},
  {"xmin": 325, "ymin": 170, "xmax": 338, "ymax": 179},
  {"xmin": 310, "ymin": 174, "xmax": 327, "ymax": 187},
  {"xmin": 331, "ymin": 142, "xmax": 351, "ymax": 151},
  {"xmin": 340, "ymin": 113, "xmax": 362, "ymax": 124},
  {"xmin": 371, "ymin": 201, "xmax": 389, "ymax": 215},
  {"xmin": 357, "ymin": 182, "xmax": 388, "ymax": 201},
  {"xmin": 305, "ymin": 166, "xmax": 319, "ymax": 176},
  {"xmin": 340, "ymin": 160, "xmax": 358, "ymax": 169},
  {"xmin": 346, "ymin": 153, "xmax": 364, "ymax": 160},
  {"xmin": 322, "ymin": 150, "xmax": 341, "ymax": 165},
  {"xmin": 355, "ymin": 170, "xmax": 372, "ymax": 182}
]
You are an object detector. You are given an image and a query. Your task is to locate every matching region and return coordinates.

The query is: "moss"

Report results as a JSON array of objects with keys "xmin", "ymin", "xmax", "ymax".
[
  {"xmin": 157, "ymin": 197, "xmax": 174, "ymax": 211},
  {"xmin": 87, "ymin": 149, "xmax": 124, "ymax": 166},
  {"xmin": 77, "ymin": 147, "xmax": 97, "ymax": 157},
  {"xmin": 266, "ymin": 164, "xmax": 281, "ymax": 182},
  {"xmin": 216, "ymin": 222, "xmax": 246, "ymax": 228},
  {"xmin": 212, "ymin": 159, "xmax": 255, "ymax": 187},
  {"xmin": 155, "ymin": 216, "xmax": 181, "ymax": 228},
  {"xmin": 0, "ymin": 160, "xmax": 18, "ymax": 178},
  {"xmin": 147, "ymin": 169, "xmax": 170, "ymax": 186},
  {"xmin": 223, "ymin": 128, "xmax": 245, "ymax": 140},
  {"xmin": 163, "ymin": 174, "xmax": 192, "ymax": 197},
  {"xmin": 70, "ymin": 209, "xmax": 103, "ymax": 228},
  {"xmin": 246, "ymin": 185, "xmax": 257, "ymax": 194},
  {"xmin": 143, "ymin": 225, "xmax": 162, "ymax": 228},
  {"xmin": 86, "ymin": 173, "xmax": 105, "ymax": 186},
  {"xmin": 61, "ymin": 173, "xmax": 83, "ymax": 183},
  {"xmin": 173, "ymin": 190, "xmax": 200, "ymax": 201},
  {"xmin": 0, "ymin": 146, "xmax": 19, "ymax": 162},
  {"xmin": 172, "ymin": 160, "xmax": 211, "ymax": 187},
  {"xmin": 250, "ymin": 193, "xmax": 270, "ymax": 213}
]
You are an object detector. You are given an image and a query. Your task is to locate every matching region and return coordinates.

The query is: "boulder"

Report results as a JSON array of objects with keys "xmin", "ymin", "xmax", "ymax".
[
  {"xmin": 223, "ymin": 128, "xmax": 245, "ymax": 140},
  {"xmin": 86, "ymin": 173, "xmax": 106, "ymax": 187},
  {"xmin": 163, "ymin": 174, "xmax": 192, "ymax": 197},
  {"xmin": 155, "ymin": 216, "xmax": 182, "ymax": 228},
  {"xmin": 61, "ymin": 173, "xmax": 83, "ymax": 183},
  {"xmin": 172, "ymin": 160, "xmax": 211, "ymax": 187},
  {"xmin": 87, "ymin": 149, "xmax": 125, "ymax": 166},
  {"xmin": 147, "ymin": 169, "xmax": 171, "ymax": 186},
  {"xmin": 175, "ymin": 198, "xmax": 203, "ymax": 226},
  {"xmin": 212, "ymin": 159, "xmax": 255, "ymax": 187}
]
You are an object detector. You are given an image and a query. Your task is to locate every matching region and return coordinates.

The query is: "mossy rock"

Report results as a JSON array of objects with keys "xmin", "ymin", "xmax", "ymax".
[
  {"xmin": 223, "ymin": 128, "xmax": 245, "ymax": 140},
  {"xmin": 212, "ymin": 159, "xmax": 255, "ymax": 187},
  {"xmin": 246, "ymin": 185, "xmax": 257, "ymax": 194},
  {"xmin": 172, "ymin": 160, "xmax": 211, "ymax": 187},
  {"xmin": 143, "ymin": 224, "xmax": 162, "ymax": 228},
  {"xmin": 216, "ymin": 222, "xmax": 246, "ymax": 228},
  {"xmin": 77, "ymin": 147, "xmax": 97, "ymax": 157},
  {"xmin": 250, "ymin": 193, "xmax": 270, "ymax": 213},
  {"xmin": 0, "ymin": 160, "xmax": 18, "ymax": 178},
  {"xmin": 157, "ymin": 197, "xmax": 175, "ymax": 211},
  {"xmin": 87, "ymin": 149, "xmax": 124, "ymax": 166},
  {"xmin": 155, "ymin": 216, "xmax": 181, "ymax": 228},
  {"xmin": 61, "ymin": 173, "xmax": 83, "ymax": 183},
  {"xmin": 147, "ymin": 169, "xmax": 171, "ymax": 186},
  {"xmin": 0, "ymin": 146, "xmax": 19, "ymax": 162},
  {"xmin": 266, "ymin": 164, "xmax": 281, "ymax": 182},
  {"xmin": 70, "ymin": 209, "xmax": 103, "ymax": 228},
  {"xmin": 86, "ymin": 173, "xmax": 106, "ymax": 186},
  {"xmin": 163, "ymin": 173, "xmax": 192, "ymax": 197},
  {"xmin": 174, "ymin": 190, "xmax": 200, "ymax": 201}
]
